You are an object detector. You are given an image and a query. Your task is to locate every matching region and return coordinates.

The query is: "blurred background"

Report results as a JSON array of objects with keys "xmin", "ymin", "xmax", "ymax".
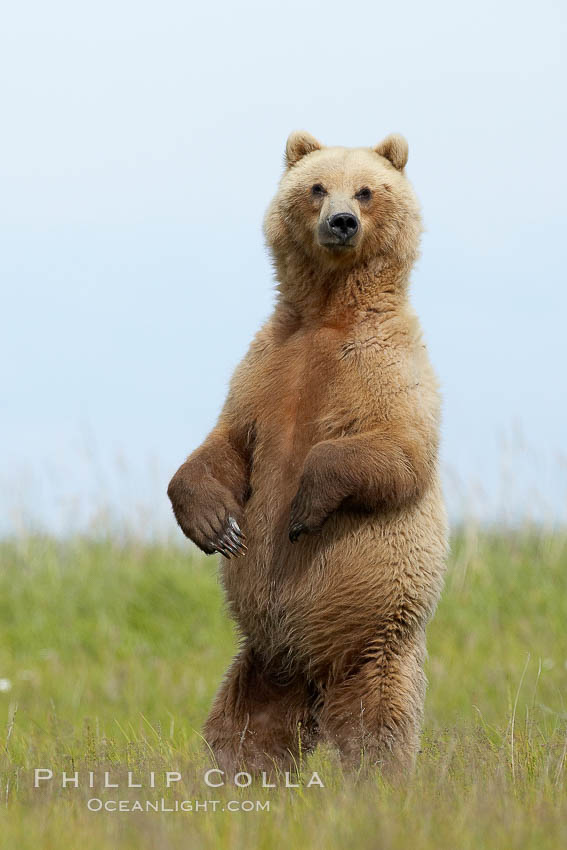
[{"xmin": 1, "ymin": 0, "xmax": 566, "ymax": 536}]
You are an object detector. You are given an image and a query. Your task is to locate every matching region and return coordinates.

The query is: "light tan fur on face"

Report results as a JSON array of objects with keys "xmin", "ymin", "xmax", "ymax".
[
  {"xmin": 168, "ymin": 131, "xmax": 448, "ymax": 778},
  {"xmin": 270, "ymin": 134, "xmax": 418, "ymax": 257}
]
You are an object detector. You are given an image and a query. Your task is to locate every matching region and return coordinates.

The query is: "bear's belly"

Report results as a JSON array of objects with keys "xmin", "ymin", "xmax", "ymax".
[{"xmin": 220, "ymin": 478, "xmax": 447, "ymax": 676}]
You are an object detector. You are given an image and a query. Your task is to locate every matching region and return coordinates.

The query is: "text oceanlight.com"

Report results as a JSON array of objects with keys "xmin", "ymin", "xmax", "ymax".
[
  {"xmin": 33, "ymin": 768, "xmax": 325, "ymax": 814},
  {"xmin": 87, "ymin": 798, "xmax": 270, "ymax": 813}
]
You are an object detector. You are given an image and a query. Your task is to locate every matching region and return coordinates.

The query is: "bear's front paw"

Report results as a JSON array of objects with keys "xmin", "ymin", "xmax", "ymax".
[
  {"xmin": 167, "ymin": 467, "xmax": 247, "ymax": 559},
  {"xmin": 288, "ymin": 472, "xmax": 332, "ymax": 543}
]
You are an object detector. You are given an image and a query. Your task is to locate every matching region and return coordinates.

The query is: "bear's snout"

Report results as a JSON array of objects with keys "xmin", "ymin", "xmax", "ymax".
[
  {"xmin": 328, "ymin": 212, "xmax": 359, "ymax": 241},
  {"xmin": 319, "ymin": 210, "xmax": 360, "ymax": 250}
]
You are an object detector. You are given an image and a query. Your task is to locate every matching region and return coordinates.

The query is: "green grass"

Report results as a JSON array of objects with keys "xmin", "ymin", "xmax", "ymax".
[{"xmin": 1, "ymin": 529, "xmax": 567, "ymax": 848}]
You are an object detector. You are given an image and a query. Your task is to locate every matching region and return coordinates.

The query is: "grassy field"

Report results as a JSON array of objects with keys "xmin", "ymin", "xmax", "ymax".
[{"xmin": 1, "ymin": 529, "xmax": 567, "ymax": 848}]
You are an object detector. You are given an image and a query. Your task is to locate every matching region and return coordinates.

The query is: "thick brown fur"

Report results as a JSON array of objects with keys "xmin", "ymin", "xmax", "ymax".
[{"xmin": 168, "ymin": 132, "xmax": 448, "ymax": 778}]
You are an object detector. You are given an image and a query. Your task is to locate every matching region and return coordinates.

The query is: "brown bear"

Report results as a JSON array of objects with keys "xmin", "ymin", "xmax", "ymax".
[{"xmin": 168, "ymin": 131, "xmax": 448, "ymax": 777}]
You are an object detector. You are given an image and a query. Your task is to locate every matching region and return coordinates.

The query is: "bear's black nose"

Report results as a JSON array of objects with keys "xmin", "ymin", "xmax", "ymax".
[{"xmin": 328, "ymin": 212, "xmax": 359, "ymax": 241}]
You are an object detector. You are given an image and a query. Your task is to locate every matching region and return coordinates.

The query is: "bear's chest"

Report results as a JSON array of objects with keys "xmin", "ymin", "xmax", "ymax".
[{"xmin": 253, "ymin": 327, "xmax": 346, "ymax": 459}]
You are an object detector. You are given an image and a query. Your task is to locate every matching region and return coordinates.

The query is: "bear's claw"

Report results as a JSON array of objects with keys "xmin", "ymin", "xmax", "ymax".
[
  {"xmin": 228, "ymin": 517, "xmax": 245, "ymax": 539},
  {"xmin": 289, "ymin": 522, "xmax": 307, "ymax": 543},
  {"xmin": 213, "ymin": 516, "xmax": 248, "ymax": 559}
]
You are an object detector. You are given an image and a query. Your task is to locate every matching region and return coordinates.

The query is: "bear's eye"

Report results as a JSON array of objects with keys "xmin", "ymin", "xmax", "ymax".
[
  {"xmin": 355, "ymin": 187, "xmax": 372, "ymax": 202},
  {"xmin": 311, "ymin": 183, "xmax": 326, "ymax": 197}
]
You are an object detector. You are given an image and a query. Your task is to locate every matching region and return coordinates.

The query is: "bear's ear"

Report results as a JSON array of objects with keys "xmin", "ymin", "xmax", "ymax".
[
  {"xmin": 373, "ymin": 134, "xmax": 409, "ymax": 171},
  {"xmin": 285, "ymin": 131, "xmax": 323, "ymax": 168}
]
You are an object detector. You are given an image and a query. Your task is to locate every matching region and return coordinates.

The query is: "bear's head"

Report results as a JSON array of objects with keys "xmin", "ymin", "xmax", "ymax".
[{"xmin": 264, "ymin": 132, "xmax": 422, "ymax": 277}]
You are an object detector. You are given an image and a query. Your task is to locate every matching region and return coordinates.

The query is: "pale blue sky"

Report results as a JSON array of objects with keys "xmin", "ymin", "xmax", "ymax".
[{"xmin": 1, "ymin": 0, "xmax": 566, "ymax": 533}]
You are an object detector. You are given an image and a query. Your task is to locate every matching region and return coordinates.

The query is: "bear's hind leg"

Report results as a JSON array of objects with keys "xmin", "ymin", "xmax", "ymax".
[
  {"xmin": 318, "ymin": 633, "xmax": 426, "ymax": 779},
  {"xmin": 203, "ymin": 646, "xmax": 318, "ymax": 775}
]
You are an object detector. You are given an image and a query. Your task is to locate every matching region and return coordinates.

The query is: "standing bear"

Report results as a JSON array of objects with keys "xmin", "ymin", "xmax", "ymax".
[{"xmin": 168, "ymin": 131, "xmax": 448, "ymax": 777}]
